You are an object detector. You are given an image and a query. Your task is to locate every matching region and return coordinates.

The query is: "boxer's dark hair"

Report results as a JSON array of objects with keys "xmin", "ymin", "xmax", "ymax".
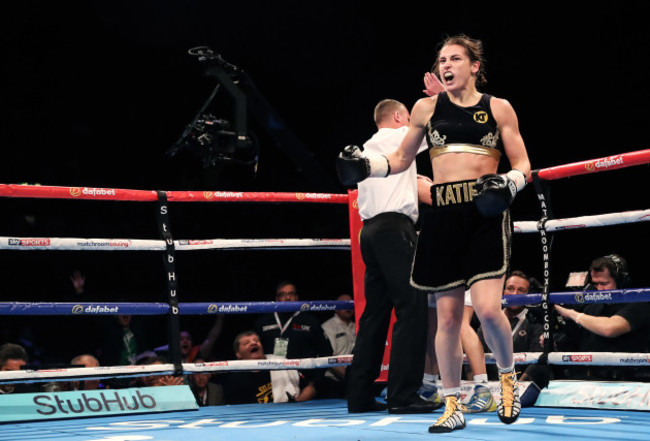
[{"xmin": 432, "ymin": 34, "xmax": 487, "ymax": 87}]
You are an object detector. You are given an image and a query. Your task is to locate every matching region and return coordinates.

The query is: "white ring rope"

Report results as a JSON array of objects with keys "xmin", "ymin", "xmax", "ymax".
[
  {"xmin": 0, "ymin": 356, "xmax": 353, "ymax": 384},
  {"xmin": 2, "ymin": 351, "xmax": 649, "ymax": 384},
  {"xmin": 0, "ymin": 237, "xmax": 351, "ymax": 251},
  {"xmin": 0, "ymin": 209, "xmax": 647, "ymax": 251},
  {"xmin": 514, "ymin": 208, "xmax": 650, "ymax": 233},
  {"xmin": 483, "ymin": 352, "xmax": 650, "ymax": 367}
]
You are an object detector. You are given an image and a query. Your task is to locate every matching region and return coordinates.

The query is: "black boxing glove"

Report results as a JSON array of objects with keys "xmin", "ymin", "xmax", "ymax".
[
  {"xmin": 474, "ymin": 170, "xmax": 526, "ymax": 217},
  {"xmin": 336, "ymin": 145, "xmax": 391, "ymax": 186}
]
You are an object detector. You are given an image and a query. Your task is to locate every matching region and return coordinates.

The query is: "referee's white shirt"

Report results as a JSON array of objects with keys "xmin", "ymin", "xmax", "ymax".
[{"xmin": 357, "ymin": 127, "xmax": 427, "ymax": 223}]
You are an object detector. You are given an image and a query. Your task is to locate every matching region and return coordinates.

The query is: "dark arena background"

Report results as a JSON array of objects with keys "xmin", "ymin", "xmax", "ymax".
[{"xmin": 1, "ymin": 2, "xmax": 648, "ymax": 363}]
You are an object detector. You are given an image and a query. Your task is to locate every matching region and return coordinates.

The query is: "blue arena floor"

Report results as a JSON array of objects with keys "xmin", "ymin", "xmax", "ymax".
[{"xmin": 1, "ymin": 399, "xmax": 647, "ymax": 440}]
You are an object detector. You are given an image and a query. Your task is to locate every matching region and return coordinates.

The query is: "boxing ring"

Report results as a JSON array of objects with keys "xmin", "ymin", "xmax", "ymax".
[
  {"xmin": 1, "ymin": 149, "xmax": 649, "ymax": 440},
  {"xmin": 0, "ymin": 402, "xmax": 649, "ymax": 441}
]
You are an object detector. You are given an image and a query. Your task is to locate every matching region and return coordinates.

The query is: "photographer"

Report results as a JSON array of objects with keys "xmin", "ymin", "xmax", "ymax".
[
  {"xmin": 502, "ymin": 271, "xmax": 545, "ymax": 354},
  {"xmin": 479, "ymin": 271, "xmax": 546, "ymax": 356},
  {"xmin": 554, "ymin": 254, "xmax": 650, "ymax": 381}
]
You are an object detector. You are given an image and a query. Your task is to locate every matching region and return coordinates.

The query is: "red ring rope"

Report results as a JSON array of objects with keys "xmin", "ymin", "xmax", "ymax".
[
  {"xmin": 534, "ymin": 149, "xmax": 650, "ymax": 181},
  {"xmin": 0, "ymin": 185, "xmax": 349, "ymax": 203},
  {"xmin": 1, "ymin": 149, "xmax": 648, "ymax": 201}
]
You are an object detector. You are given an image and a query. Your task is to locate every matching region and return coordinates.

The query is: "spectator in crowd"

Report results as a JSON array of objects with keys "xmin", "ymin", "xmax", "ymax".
[
  {"xmin": 320, "ymin": 293, "xmax": 356, "ymax": 398},
  {"xmin": 134, "ymin": 354, "xmax": 185, "ymax": 387},
  {"xmin": 70, "ymin": 353, "xmax": 102, "ymax": 391},
  {"xmin": 40, "ymin": 353, "xmax": 102, "ymax": 393},
  {"xmin": 477, "ymin": 272, "xmax": 547, "ymax": 365},
  {"xmin": 500, "ymin": 271, "xmax": 546, "ymax": 355},
  {"xmin": 70, "ymin": 269, "xmax": 87, "ymax": 296},
  {"xmin": 97, "ymin": 314, "xmax": 151, "ymax": 367},
  {"xmin": 44, "ymin": 269, "xmax": 99, "ymax": 363},
  {"xmin": 189, "ymin": 358, "xmax": 224, "ymax": 406},
  {"xmin": 254, "ymin": 281, "xmax": 332, "ymax": 398},
  {"xmin": 0, "ymin": 343, "xmax": 32, "ymax": 394},
  {"xmin": 180, "ymin": 314, "xmax": 225, "ymax": 362},
  {"xmin": 155, "ymin": 314, "xmax": 225, "ymax": 362},
  {"xmin": 554, "ymin": 254, "xmax": 650, "ymax": 381},
  {"xmin": 223, "ymin": 331, "xmax": 315, "ymax": 404}
]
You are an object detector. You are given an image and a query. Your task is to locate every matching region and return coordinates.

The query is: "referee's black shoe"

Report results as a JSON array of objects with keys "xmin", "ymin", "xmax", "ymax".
[
  {"xmin": 348, "ymin": 400, "xmax": 387, "ymax": 413},
  {"xmin": 388, "ymin": 397, "xmax": 441, "ymax": 414}
]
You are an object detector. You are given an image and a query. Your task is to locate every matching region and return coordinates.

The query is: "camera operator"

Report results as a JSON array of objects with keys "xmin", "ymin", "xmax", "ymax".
[{"xmin": 554, "ymin": 254, "xmax": 650, "ymax": 381}]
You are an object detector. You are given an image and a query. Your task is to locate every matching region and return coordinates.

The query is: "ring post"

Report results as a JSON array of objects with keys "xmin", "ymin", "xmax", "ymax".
[
  {"xmin": 156, "ymin": 191, "xmax": 183, "ymax": 376},
  {"xmin": 531, "ymin": 171, "xmax": 556, "ymax": 355}
]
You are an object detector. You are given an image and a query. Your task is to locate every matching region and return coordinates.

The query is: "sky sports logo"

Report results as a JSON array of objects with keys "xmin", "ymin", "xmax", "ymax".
[
  {"xmin": 328, "ymin": 356, "xmax": 352, "ymax": 364},
  {"xmin": 562, "ymin": 355, "xmax": 592, "ymax": 363},
  {"xmin": 8, "ymin": 238, "xmax": 51, "ymax": 247}
]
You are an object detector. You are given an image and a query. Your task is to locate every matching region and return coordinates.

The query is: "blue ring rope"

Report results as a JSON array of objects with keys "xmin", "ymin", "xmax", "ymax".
[
  {"xmin": 1, "ymin": 290, "xmax": 649, "ymax": 315},
  {"xmin": 0, "ymin": 300, "xmax": 355, "ymax": 315}
]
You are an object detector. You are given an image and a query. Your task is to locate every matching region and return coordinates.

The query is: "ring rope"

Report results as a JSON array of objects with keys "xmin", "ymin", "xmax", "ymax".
[
  {"xmin": 1, "ymin": 350, "xmax": 649, "ymax": 385},
  {"xmin": 0, "ymin": 185, "xmax": 349, "ymax": 204},
  {"xmin": 486, "ymin": 352, "xmax": 650, "ymax": 367},
  {"xmin": 502, "ymin": 288, "xmax": 650, "ymax": 306},
  {"xmin": 0, "ymin": 356, "xmax": 354, "ymax": 384},
  {"xmin": 1, "ymin": 288, "xmax": 648, "ymax": 316},
  {"xmin": 533, "ymin": 149, "xmax": 650, "ymax": 181},
  {"xmin": 0, "ymin": 300, "xmax": 356, "ymax": 315},
  {"xmin": 0, "ymin": 152, "xmax": 645, "ymax": 255},
  {"xmin": 0, "ymin": 237, "xmax": 352, "ymax": 251},
  {"xmin": 1, "ymin": 149, "xmax": 648, "ymax": 203},
  {"xmin": 2, "ymin": 351, "xmax": 649, "ymax": 385},
  {"xmin": 2, "ymin": 205, "xmax": 646, "ymax": 251},
  {"xmin": 514, "ymin": 209, "xmax": 650, "ymax": 233}
]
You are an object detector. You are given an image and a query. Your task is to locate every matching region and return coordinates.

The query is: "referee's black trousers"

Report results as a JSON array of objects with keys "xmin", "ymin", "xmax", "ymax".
[{"xmin": 347, "ymin": 212, "xmax": 427, "ymax": 408}]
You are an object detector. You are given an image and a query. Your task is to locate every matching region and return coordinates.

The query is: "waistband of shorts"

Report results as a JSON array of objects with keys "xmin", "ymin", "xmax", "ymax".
[
  {"xmin": 363, "ymin": 211, "xmax": 414, "ymax": 225},
  {"xmin": 430, "ymin": 179, "xmax": 477, "ymax": 209}
]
